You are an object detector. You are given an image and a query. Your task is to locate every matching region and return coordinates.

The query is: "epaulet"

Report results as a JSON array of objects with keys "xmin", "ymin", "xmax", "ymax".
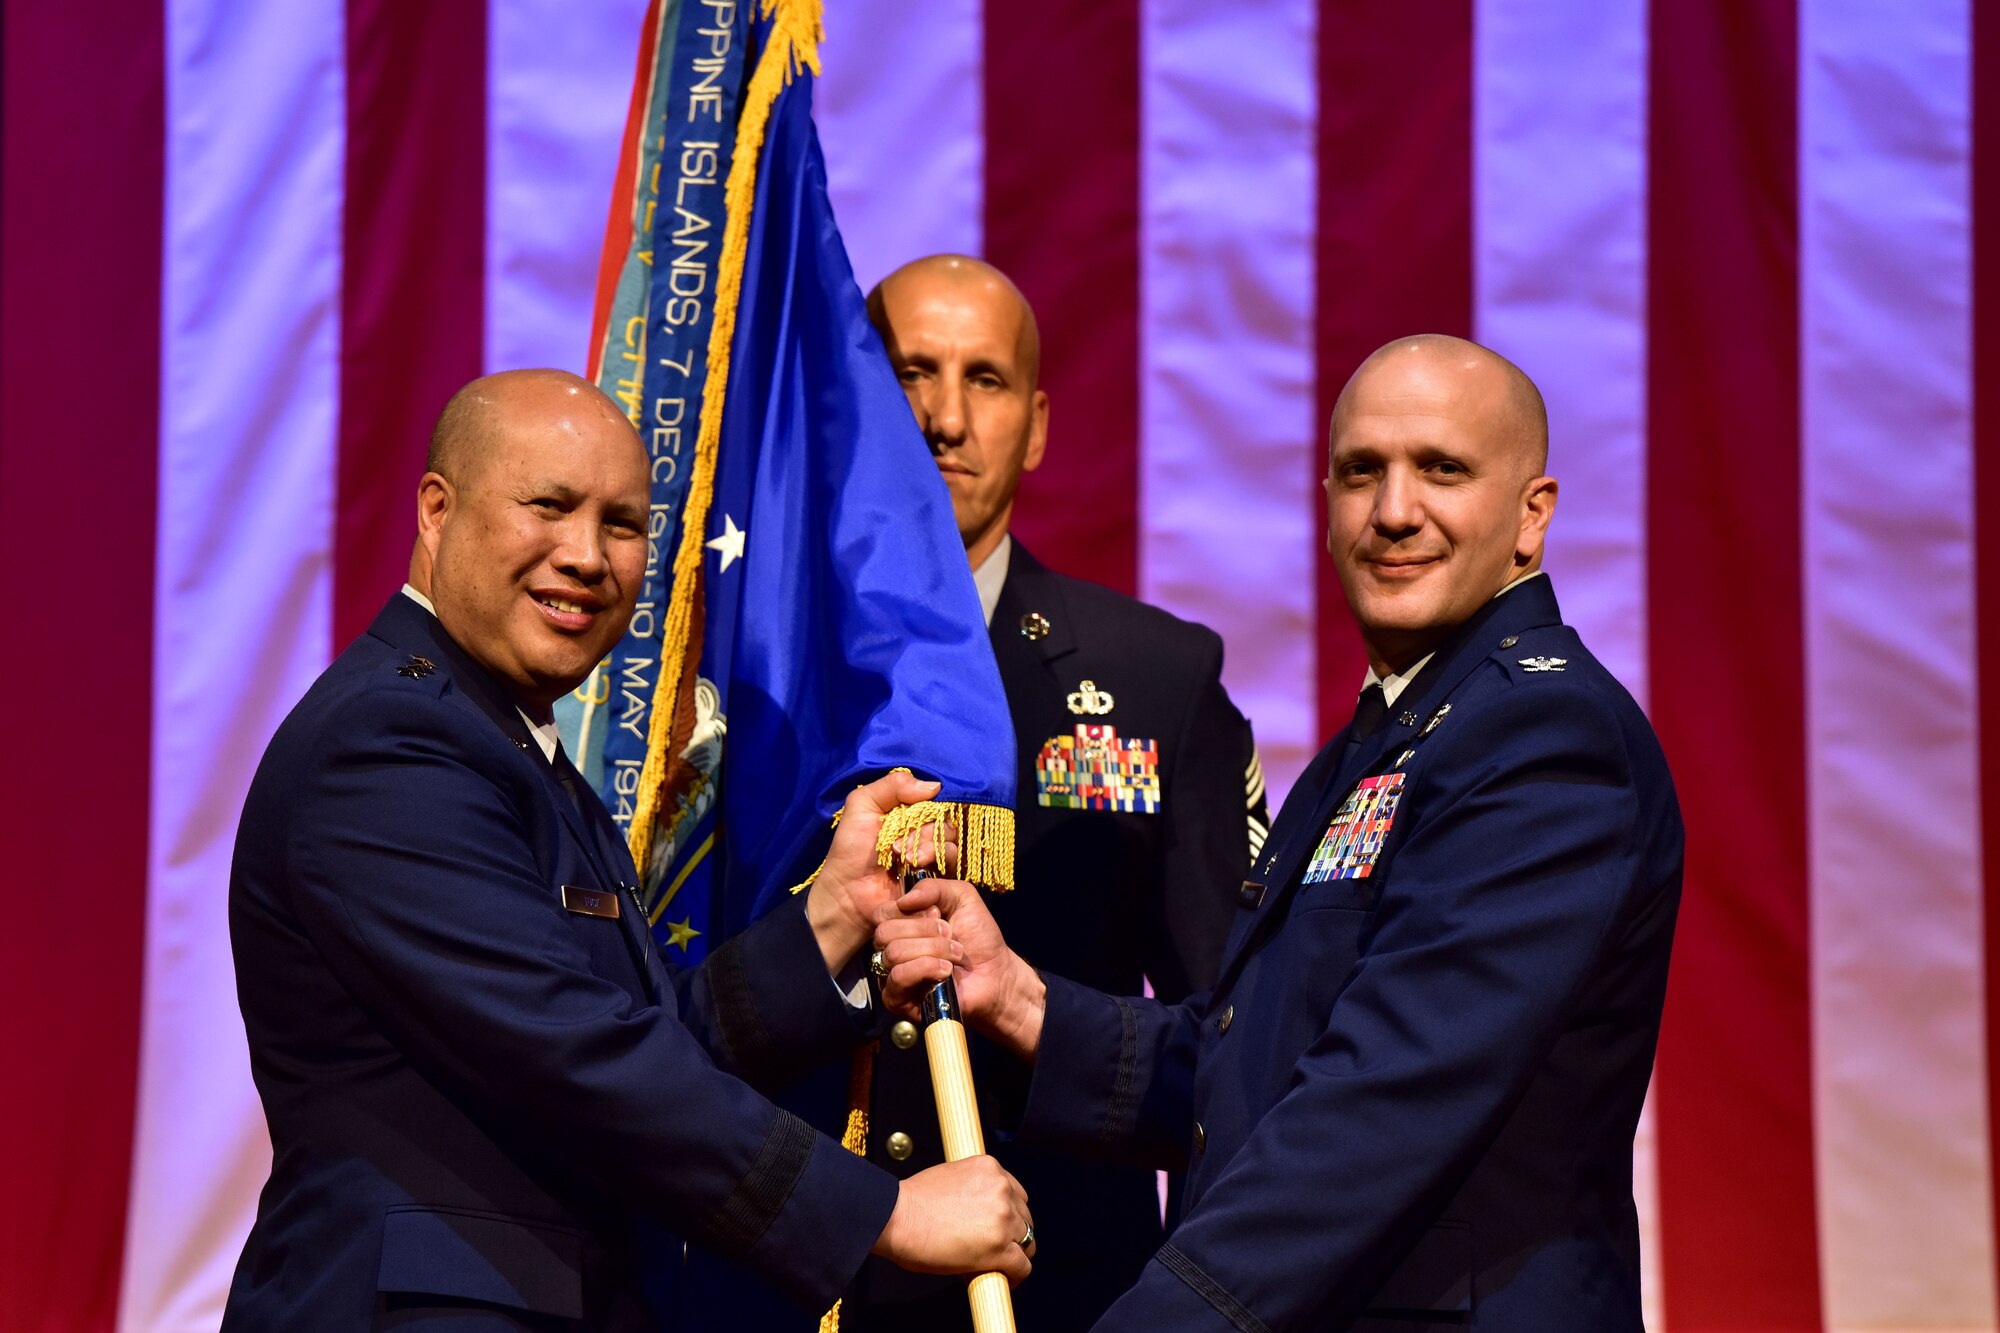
[{"xmin": 1490, "ymin": 626, "xmax": 1578, "ymax": 680}]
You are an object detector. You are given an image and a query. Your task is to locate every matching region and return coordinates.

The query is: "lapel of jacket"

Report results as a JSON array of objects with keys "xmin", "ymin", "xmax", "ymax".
[
  {"xmin": 1211, "ymin": 576, "xmax": 1567, "ymax": 988},
  {"xmin": 370, "ymin": 594, "xmax": 629, "ymax": 897},
  {"xmin": 989, "ymin": 540, "xmax": 1078, "ymax": 689}
]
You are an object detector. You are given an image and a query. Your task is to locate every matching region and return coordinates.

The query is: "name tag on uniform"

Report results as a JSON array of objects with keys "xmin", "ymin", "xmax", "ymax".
[
  {"xmin": 560, "ymin": 884, "xmax": 621, "ymax": 919},
  {"xmin": 1303, "ymin": 773, "xmax": 1406, "ymax": 884}
]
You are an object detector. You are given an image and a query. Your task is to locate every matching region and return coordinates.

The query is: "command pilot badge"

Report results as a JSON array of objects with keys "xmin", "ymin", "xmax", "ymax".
[
  {"xmin": 1036, "ymin": 724, "xmax": 1160, "ymax": 813},
  {"xmin": 1303, "ymin": 773, "xmax": 1406, "ymax": 883}
]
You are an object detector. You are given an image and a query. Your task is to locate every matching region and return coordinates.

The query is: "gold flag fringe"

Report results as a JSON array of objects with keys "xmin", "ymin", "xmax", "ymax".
[
  {"xmin": 874, "ymin": 800, "xmax": 1016, "ymax": 893},
  {"xmin": 627, "ymin": 0, "xmax": 825, "ymax": 881}
]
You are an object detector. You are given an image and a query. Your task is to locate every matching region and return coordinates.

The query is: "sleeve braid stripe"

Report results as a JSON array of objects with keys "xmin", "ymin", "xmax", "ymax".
[
  {"xmin": 708, "ymin": 933, "xmax": 774, "ymax": 1079},
  {"xmin": 1104, "ymin": 994, "xmax": 1141, "ymax": 1146},
  {"xmin": 1155, "ymin": 1244, "xmax": 1272, "ymax": 1333},
  {"xmin": 707, "ymin": 1109, "xmax": 816, "ymax": 1257}
]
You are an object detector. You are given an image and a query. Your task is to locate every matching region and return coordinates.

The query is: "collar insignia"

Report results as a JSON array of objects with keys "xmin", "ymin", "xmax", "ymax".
[{"xmin": 1020, "ymin": 611, "xmax": 1052, "ymax": 641}]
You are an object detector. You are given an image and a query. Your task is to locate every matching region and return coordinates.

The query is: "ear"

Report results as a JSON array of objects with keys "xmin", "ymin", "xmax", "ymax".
[
  {"xmin": 1022, "ymin": 390, "xmax": 1050, "ymax": 474},
  {"xmin": 1516, "ymin": 475, "xmax": 1558, "ymax": 567},
  {"xmin": 416, "ymin": 471, "xmax": 454, "ymax": 563}
]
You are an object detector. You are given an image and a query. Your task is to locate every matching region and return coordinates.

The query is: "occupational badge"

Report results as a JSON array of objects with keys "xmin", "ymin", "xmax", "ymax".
[
  {"xmin": 1302, "ymin": 773, "xmax": 1405, "ymax": 883},
  {"xmin": 396, "ymin": 655, "xmax": 435, "ymax": 679},
  {"xmin": 1066, "ymin": 679, "xmax": 1115, "ymax": 715},
  {"xmin": 1036, "ymin": 724, "xmax": 1160, "ymax": 813},
  {"xmin": 1518, "ymin": 657, "xmax": 1567, "ymax": 673}
]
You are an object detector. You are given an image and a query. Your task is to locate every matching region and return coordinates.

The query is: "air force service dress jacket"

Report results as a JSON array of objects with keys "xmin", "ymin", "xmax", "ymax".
[
  {"xmin": 1018, "ymin": 576, "xmax": 1683, "ymax": 1332},
  {"xmin": 856, "ymin": 541, "xmax": 1268, "ymax": 1332},
  {"xmin": 224, "ymin": 593, "xmax": 897, "ymax": 1332}
]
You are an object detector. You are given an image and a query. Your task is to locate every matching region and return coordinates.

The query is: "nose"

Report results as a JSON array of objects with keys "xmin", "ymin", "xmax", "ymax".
[
  {"xmin": 1371, "ymin": 464, "xmax": 1422, "ymax": 539},
  {"xmin": 924, "ymin": 375, "xmax": 968, "ymax": 452},
  {"xmin": 552, "ymin": 513, "xmax": 610, "ymax": 580}
]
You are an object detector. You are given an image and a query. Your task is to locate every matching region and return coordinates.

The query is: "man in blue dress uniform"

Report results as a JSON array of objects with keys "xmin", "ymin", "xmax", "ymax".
[
  {"xmin": 848, "ymin": 256, "xmax": 1267, "ymax": 1332},
  {"xmin": 224, "ymin": 369, "xmax": 1033, "ymax": 1331},
  {"xmin": 882, "ymin": 335, "xmax": 1683, "ymax": 1331}
]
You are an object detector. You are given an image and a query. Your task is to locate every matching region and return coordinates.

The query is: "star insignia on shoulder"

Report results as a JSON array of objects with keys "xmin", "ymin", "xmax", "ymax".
[
  {"xmin": 1518, "ymin": 656, "xmax": 1567, "ymax": 673},
  {"xmin": 663, "ymin": 916, "xmax": 701, "ymax": 951},
  {"xmin": 396, "ymin": 655, "xmax": 436, "ymax": 679}
]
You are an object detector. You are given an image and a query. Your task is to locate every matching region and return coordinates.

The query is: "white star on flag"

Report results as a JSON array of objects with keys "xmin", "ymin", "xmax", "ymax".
[{"xmin": 706, "ymin": 514, "xmax": 745, "ymax": 572}]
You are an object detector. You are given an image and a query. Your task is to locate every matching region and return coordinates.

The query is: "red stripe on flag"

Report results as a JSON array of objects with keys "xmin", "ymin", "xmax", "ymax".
[
  {"xmin": 587, "ymin": 0, "xmax": 663, "ymax": 386},
  {"xmin": 0, "ymin": 5, "xmax": 162, "ymax": 1329},
  {"xmin": 1977, "ymin": 0, "xmax": 2000, "ymax": 1290},
  {"xmin": 1312, "ymin": 2, "xmax": 1475, "ymax": 736},
  {"xmin": 334, "ymin": 0, "xmax": 490, "ymax": 647},
  {"xmin": 1647, "ymin": 3, "xmax": 1822, "ymax": 1326},
  {"xmin": 984, "ymin": 0, "xmax": 1142, "ymax": 595}
]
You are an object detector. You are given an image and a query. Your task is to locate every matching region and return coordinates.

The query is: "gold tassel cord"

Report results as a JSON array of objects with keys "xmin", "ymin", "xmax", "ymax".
[
  {"xmin": 627, "ymin": 0, "xmax": 826, "ymax": 879},
  {"xmin": 874, "ymin": 801, "xmax": 1016, "ymax": 893}
]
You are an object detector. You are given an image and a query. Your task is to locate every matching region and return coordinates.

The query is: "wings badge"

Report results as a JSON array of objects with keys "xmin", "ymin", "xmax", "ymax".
[{"xmin": 1036, "ymin": 724, "xmax": 1160, "ymax": 814}]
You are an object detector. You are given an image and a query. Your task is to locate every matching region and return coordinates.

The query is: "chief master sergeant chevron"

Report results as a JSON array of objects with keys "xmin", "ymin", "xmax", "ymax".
[
  {"xmin": 880, "ymin": 335, "xmax": 1684, "ymax": 1330},
  {"xmin": 223, "ymin": 369, "xmax": 1033, "ymax": 1331}
]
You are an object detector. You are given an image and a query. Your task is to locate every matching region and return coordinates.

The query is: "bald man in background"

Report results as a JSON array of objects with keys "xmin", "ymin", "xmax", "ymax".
[
  {"xmin": 847, "ymin": 257, "xmax": 1268, "ymax": 1331},
  {"xmin": 224, "ymin": 370, "xmax": 1032, "ymax": 1331},
  {"xmin": 884, "ymin": 336, "xmax": 1685, "ymax": 1330}
]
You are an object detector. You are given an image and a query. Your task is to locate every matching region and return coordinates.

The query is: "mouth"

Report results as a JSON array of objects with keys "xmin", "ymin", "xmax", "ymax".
[
  {"xmin": 530, "ymin": 589, "xmax": 605, "ymax": 633},
  {"xmin": 1365, "ymin": 557, "xmax": 1441, "ymax": 581}
]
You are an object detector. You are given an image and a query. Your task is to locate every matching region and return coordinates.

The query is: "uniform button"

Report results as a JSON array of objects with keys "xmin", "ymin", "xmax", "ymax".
[
  {"xmin": 1192, "ymin": 1122, "xmax": 1207, "ymax": 1155},
  {"xmin": 885, "ymin": 1131, "xmax": 914, "ymax": 1162},
  {"xmin": 1216, "ymin": 1005, "xmax": 1234, "ymax": 1035},
  {"xmin": 1498, "ymin": 635, "xmax": 1519, "ymax": 649},
  {"xmin": 890, "ymin": 1020, "xmax": 918, "ymax": 1050}
]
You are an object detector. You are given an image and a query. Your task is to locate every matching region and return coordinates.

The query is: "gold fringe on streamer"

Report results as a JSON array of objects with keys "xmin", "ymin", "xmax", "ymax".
[
  {"xmin": 816, "ymin": 1041, "xmax": 876, "ymax": 1333},
  {"xmin": 627, "ymin": 0, "xmax": 825, "ymax": 880}
]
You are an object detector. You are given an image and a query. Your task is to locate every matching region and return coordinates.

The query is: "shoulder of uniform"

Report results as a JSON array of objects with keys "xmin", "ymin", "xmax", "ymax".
[
  {"xmin": 1482, "ymin": 623, "xmax": 1592, "ymax": 685},
  {"xmin": 1044, "ymin": 569, "xmax": 1224, "ymax": 659}
]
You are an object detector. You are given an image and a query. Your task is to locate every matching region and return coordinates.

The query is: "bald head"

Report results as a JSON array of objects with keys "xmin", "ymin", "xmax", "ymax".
[
  {"xmin": 409, "ymin": 368, "xmax": 650, "ymax": 713},
  {"xmin": 869, "ymin": 254, "xmax": 1042, "ymax": 389},
  {"xmin": 866, "ymin": 254, "xmax": 1051, "ymax": 569},
  {"xmin": 1332, "ymin": 334, "xmax": 1548, "ymax": 481},
  {"xmin": 426, "ymin": 368, "xmax": 640, "ymax": 489},
  {"xmin": 1323, "ymin": 334, "xmax": 1559, "ymax": 675}
]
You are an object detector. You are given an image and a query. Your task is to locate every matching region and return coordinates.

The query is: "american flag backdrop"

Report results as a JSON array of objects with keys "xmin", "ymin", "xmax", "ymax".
[{"xmin": 4, "ymin": 1, "xmax": 1998, "ymax": 1330}]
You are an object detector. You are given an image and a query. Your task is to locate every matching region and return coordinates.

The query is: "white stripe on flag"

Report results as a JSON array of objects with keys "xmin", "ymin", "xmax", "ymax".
[
  {"xmin": 121, "ymin": 1, "xmax": 346, "ymax": 1327},
  {"xmin": 1138, "ymin": 0, "xmax": 1318, "ymax": 803},
  {"xmin": 487, "ymin": 0, "xmax": 647, "ymax": 375},
  {"xmin": 814, "ymin": 0, "xmax": 983, "ymax": 293},
  {"xmin": 1470, "ymin": 6, "xmax": 1656, "ymax": 1325},
  {"xmin": 1473, "ymin": 0, "xmax": 1650, "ymax": 706},
  {"xmin": 1800, "ymin": 2, "xmax": 1996, "ymax": 1326}
]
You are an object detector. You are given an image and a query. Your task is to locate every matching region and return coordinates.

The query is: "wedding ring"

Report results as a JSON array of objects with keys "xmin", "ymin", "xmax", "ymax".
[{"xmin": 869, "ymin": 948, "xmax": 889, "ymax": 982}]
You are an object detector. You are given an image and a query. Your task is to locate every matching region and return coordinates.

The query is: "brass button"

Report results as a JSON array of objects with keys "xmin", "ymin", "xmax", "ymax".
[
  {"xmin": 1192, "ymin": 1121, "xmax": 1207, "ymax": 1155},
  {"xmin": 885, "ymin": 1131, "xmax": 914, "ymax": 1162},
  {"xmin": 890, "ymin": 1020, "xmax": 918, "ymax": 1050},
  {"xmin": 1216, "ymin": 1005, "xmax": 1234, "ymax": 1035}
]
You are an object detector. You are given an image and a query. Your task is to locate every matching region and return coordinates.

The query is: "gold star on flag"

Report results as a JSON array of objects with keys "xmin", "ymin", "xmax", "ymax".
[{"xmin": 664, "ymin": 917, "xmax": 702, "ymax": 952}]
